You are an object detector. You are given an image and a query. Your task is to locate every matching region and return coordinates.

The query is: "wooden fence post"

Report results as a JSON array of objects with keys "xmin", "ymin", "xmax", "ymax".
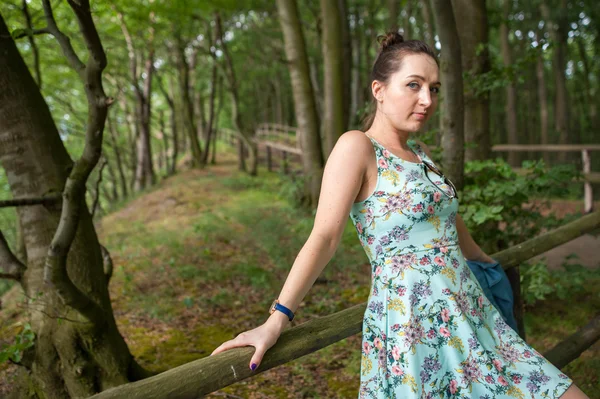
[
  {"xmin": 282, "ymin": 151, "xmax": 288, "ymax": 174},
  {"xmin": 266, "ymin": 145, "xmax": 272, "ymax": 172}
]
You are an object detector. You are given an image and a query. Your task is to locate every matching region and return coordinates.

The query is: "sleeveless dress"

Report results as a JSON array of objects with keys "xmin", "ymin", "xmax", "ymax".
[{"xmin": 348, "ymin": 135, "xmax": 574, "ymax": 399}]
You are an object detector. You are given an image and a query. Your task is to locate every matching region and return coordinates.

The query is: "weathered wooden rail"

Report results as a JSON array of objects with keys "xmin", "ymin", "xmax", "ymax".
[
  {"xmin": 492, "ymin": 144, "xmax": 600, "ymax": 213},
  {"xmin": 90, "ymin": 211, "xmax": 600, "ymax": 399}
]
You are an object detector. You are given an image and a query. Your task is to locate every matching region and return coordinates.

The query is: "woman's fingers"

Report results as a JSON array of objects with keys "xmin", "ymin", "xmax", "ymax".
[
  {"xmin": 249, "ymin": 345, "xmax": 267, "ymax": 371},
  {"xmin": 210, "ymin": 335, "xmax": 249, "ymax": 356}
]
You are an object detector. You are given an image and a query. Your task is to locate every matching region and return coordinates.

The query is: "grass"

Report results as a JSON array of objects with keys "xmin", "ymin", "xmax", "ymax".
[{"xmin": 0, "ymin": 143, "xmax": 598, "ymax": 398}]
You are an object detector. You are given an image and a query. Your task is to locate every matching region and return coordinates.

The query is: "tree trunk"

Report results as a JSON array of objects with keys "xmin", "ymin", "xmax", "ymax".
[
  {"xmin": 350, "ymin": 7, "xmax": 363, "ymax": 128},
  {"xmin": 117, "ymin": 9, "xmax": 156, "ymax": 191},
  {"xmin": 277, "ymin": 0, "xmax": 324, "ymax": 207},
  {"xmin": 420, "ymin": 0, "xmax": 436, "ymax": 53},
  {"xmin": 320, "ymin": 0, "xmax": 345, "ymax": 159},
  {"xmin": 576, "ymin": 36, "xmax": 597, "ymax": 132},
  {"xmin": 175, "ymin": 36, "xmax": 204, "ymax": 168},
  {"xmin": 452, "ymin": 0, "xmax": 491, "ymax": 162},
  {"xmin": 430, "ymin": 0, "xmax": 464, "ymax": 190},
  {"xmin": 402, "ymin": 0, "xmax": 413, "ymax": 38},
  {"xmin": 201, "ymin": 55, "xmax": 219, "ymax": 165},
  {"xmin": 215, "ymin": 12, "xmax": 258, "ymax": 175},
  {"xmin": 534, "ymin": 34, "xmax": 550, "ymax": 164},
  {"xmin": 388, "ymin": 0, "xmax": 399, "ymax": 32},
  {"xmin": 0, "ymin": 11, "xmax": 145, "ymax": 398},
  {"xmin": 106, "ymin": 116, "xmax": 129, "ymax": 198},
  {"xmin": 339, "ymin": 0, "xmax": 352, "ymax": 130},
  {"xmin": 540, "ymin": 0, "xmax": 570, "ymax": 161},
  {"xmin": 500, "ymin": 0, "xmax": 519, "ymax": 167}
]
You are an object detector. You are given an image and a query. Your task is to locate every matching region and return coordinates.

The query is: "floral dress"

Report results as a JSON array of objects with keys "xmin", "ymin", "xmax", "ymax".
[{"xmin": 349, "ymin": 135, "xmax": 573, "ymax": 398}]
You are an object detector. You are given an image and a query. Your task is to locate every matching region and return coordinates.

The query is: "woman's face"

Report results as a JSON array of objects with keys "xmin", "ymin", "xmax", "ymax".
[{"xmin": 372, "ymin": 53, "xmax": 440, "ymax": 134}]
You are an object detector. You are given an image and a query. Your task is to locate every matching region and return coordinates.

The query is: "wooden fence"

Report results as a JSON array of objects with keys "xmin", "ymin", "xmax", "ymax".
[
  {"xmin": 492, "ymin": 144, "xmax": 600, "ymax": 213},
  {"xmin": 220, "ymin": 127, "xmax": 599, "ymax": 213},
  {"xmin": 90, "ymin": 211, "xmax": 600, "ymax": 398}
]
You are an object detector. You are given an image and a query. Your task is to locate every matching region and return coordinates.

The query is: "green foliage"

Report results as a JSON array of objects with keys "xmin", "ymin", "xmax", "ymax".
[
  {"xmin": 0, "ymin": 323, "xmax": 35, "ymax": 364},
  {"xmin": 520, "ymin": 256, "xmax": 600, "ymax": 306},
  {"xmin": 459, "ymin": 158, "xmax": 579, "ymax": 253},
  {"xmin": 277, "ymin": 172, "xmax": 308, "ymax": 209}
]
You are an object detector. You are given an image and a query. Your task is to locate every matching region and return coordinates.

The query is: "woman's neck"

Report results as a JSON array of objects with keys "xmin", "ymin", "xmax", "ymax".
[{"xmin": 366, "ymin": 112, "xmax": 411, "ymax": 150}]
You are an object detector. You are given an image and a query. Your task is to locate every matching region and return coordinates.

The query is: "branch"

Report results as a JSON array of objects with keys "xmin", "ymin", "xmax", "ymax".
[
  {"xmin": 41, "ymin": 0, "xmax": 86, "ymax": 79},
  {"xmin": 42, "ymin": 0, "xmax": 109, "ymax": 325},
  {"xmin": 12, "ymin": 27, "xmax": 51, "ymax": 39},
  {"xmin": 0, "ymin": 230, "xmax": 26, "ymax": 281},
  {"xmin": 113, "ymin": 6, "xmax": 141, "ymax": 98},
  {"xmin": 20, "ymin": 0, "xmax": 43, "ymax": 88},
  {"xmin": 0, "ymin": 193, "xmax": 61, "ymax": 208},
  {"xmin": 91, "ymin": 158, "xmax": 107, "ymax": 219}
]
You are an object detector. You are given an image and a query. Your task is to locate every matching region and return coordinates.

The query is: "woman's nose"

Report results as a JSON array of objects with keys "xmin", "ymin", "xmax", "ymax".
[{"xmin": 419, "ymin": 89, "xmax": 432, "ymax": 107}]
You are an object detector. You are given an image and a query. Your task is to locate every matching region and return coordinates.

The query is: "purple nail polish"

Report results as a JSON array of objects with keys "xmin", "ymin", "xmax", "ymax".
[{"xmin": 251, "ymin": 363, "xmax": 257, "ymax": 371}]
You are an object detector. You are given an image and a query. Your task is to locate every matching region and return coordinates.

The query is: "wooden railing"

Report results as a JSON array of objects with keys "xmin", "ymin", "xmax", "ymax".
[
  {"xmin": 492, "ymin": 144, "xmax": 600, "ymax": 213},
  {"xmin": 90, "ymin": 211, "xmax": 600, "ymax": 399},
  {"xmin": 220, "ymin": 126, "xmax": 599, "ymax": 210}
]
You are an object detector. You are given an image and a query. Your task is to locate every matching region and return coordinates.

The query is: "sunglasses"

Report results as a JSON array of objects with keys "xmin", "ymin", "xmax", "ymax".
[{"xmin": 421, "ymin": 160, "xmax": 458, "ymax": 200}]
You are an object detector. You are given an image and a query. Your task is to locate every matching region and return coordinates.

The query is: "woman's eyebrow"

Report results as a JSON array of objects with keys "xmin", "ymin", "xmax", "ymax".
[{"xmin": 406, "ymin": 74, "xmax": 441, "ymax": 85}]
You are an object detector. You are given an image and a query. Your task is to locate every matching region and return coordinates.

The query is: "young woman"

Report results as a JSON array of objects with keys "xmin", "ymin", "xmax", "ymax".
[{"xmin": 211, "ymin": 33, "xmax": 589, "ymax": 399}]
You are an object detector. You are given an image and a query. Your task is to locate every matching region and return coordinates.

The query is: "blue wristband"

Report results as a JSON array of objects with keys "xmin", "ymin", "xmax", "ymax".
[{"xmin": 270, "ymin": 300, "xmax": 295, "ymax": 321}]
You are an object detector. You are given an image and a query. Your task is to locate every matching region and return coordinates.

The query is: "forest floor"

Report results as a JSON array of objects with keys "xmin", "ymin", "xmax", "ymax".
[{"xmin": 0, "ymin": 143, "xmax": 599, "ymax": 398}]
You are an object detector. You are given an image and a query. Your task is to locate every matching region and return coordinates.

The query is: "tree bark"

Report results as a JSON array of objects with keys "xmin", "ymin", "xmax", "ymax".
[
  {"xmin": 339, "ymin": 0, "xmax": 352, "ymax": 130},
  {"xmin": 320, "ymin": 0, "xmax": 345, "ymax": 159},
  {"xmin": 21, "ymin": 0, "xmax": 42, "ymax": 89},
  {"xmin": 500, "ymin": 0, "xmax": 519, "ymax": 167},
  {"xmin": 388, "ymin": 0, "xmax": 399, "ymax": 31},
  {"xmin": 157, "ymin": 76, "xmax": 179, "ymax": 175},
  {"xmin": 402, "ymin": 0, "xmax": 413, "ymax": 38},
  {"xmin": 420, "ymin": 0, "xmax": 436, "ymax": 53},
  {"xmin": 429, "ymin": 0, "xmax": 464, "ymax": 189},
  {"xmin": 540, "ymin": 0, "xmax": 570, "ymax": 161},
  {"xmin": 576, "ymin": 36, "xmax": 597, "ymax": 132},
  {"xmin": 174, "ymin": 35, "xmax": 204, "ymax": 168},
  {"xmin": 350, "ymin": 7, "xmax": 363, "ymax": 128},
  {"xmin": 0, "ymin": 7, "xmax": 146, "ymax": 397},
  {"xmin": 215, "ymin": 13, "xmax": 258, "ymax": 175},
  {"xmin": 277, "ymin": 0, "xmax": 324, "ymax": 207},
  {"xmin": 452, "ymin": 0, "xmax": 491, "ymax": 162},
  {"xmin": 106, "ymin": 115, "xmax": 129, "ymax": 198},
  {"xmin": 535, "ymin": 50, "xmax": 550, "ymax": 164},
  {"xmin": 116, "ymin": 8, "xmax": 156, "ymax": 191}
]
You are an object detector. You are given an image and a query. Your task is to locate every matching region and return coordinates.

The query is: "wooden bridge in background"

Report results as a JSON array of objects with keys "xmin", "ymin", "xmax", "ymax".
[{"xmin": 220, "ymin": 126, "xmax": 600, "ymax": 213}]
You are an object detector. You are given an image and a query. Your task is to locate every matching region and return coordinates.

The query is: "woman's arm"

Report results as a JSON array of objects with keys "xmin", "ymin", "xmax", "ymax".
[
  {"xmin": 414, "ymin": 139, "xmax": 495, "ymax": 263},
  {"xmin": 211, "ymin": 130, "xmax": 373, "ymax": 369},
  {"xmin": 266, "ymin": 130, "xmax": 373, "ymax": 332},
  {"xmin": 455, "ymin": 214, "xmax": 495, "ymax": 263}
]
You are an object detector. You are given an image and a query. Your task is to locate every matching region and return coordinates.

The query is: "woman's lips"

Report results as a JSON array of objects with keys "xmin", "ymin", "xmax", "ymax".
[{"xmin": 413, "ymin": 112, "xmax": 426, "ymax": 120}]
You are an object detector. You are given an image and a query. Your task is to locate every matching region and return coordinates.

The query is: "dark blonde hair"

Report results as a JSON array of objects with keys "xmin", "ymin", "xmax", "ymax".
[{"xmin": 362, "ymin": 32, "xmax": 438, "ymax": 131}]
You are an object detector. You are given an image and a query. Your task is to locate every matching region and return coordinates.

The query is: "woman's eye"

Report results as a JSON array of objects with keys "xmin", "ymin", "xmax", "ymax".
[
  {"xmin": 408, "ymin": 82, "xmax": 420, "ymax": 89},
  {"xmin": 430, "ymin": 87, "xmax": 440, "ymax": 94}
]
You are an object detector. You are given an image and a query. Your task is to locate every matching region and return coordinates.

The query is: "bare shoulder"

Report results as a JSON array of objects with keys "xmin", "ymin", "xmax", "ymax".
[
  {"xmin": 337, "ymin": 130, "xmax": 372, "ymax": 148},
  {"xmin": 413, "ymin": 138, "xmax": 434, "ymax": 159},
  {"xmin": 326, "ymin": 130, "xmax": 373, "ymax": 165}
]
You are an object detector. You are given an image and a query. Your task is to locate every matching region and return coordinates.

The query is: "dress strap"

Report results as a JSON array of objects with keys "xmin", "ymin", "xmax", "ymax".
[{"xmin": 408, "ymin": 140, "xmax": 434, "ymax": 165}]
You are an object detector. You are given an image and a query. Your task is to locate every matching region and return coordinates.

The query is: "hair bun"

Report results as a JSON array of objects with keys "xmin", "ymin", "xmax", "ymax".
[{"xmin": 377, "ymin": 32, "xmax": 404, "ymax": 52}]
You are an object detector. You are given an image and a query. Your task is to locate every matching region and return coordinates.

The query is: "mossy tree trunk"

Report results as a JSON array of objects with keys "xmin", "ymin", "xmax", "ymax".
[
  {"xmin": 0, "ymin": 5, "xmax": 146, "ymax": 398},
  {"xmin": 430, "ymin": 0, "xmax": 465, "ymax": 189},
  {"xmin": 452, "ymin": 0, "xmax": 491, "ymax": 162},
  {"xmin": 276, "ymin": 0, "xmax": 324, "ymax": 207},
  {"xmin": 320, "ymin": 0, "xmax": 346, "ymax": 159}
]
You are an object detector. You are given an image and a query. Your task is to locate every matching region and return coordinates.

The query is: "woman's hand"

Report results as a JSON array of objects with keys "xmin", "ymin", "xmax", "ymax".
[{"xmin": 210, "ymin": 317, "xmax": 286, "ymax": 371}]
